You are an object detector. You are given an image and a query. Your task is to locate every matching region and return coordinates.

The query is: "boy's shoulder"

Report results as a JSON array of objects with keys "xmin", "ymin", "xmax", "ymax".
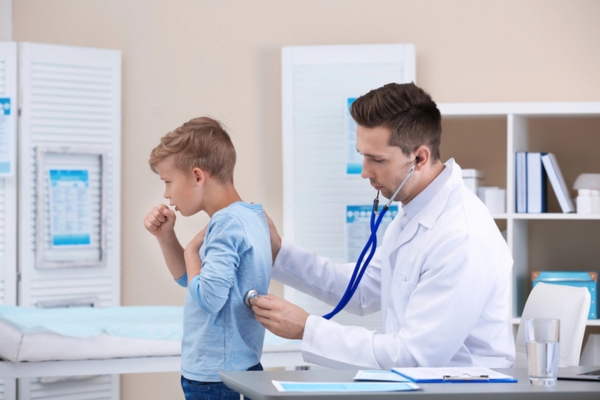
[
  {"xmin": 207, "ymin": 203, "xmax": 267, "ymax": 243},
  {"xmin": 210, "ymin": 202, "xmax": 265, "ymax": 225},
  {"xmin": 215, "ymin": 201, "xmax": 262, "ymax": 215}
]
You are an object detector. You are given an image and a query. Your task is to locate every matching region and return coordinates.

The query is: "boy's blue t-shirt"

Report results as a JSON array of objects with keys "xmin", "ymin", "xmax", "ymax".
[{"xmin": 175, "ymin": 202, "xmax": 272, "ymax": 382}]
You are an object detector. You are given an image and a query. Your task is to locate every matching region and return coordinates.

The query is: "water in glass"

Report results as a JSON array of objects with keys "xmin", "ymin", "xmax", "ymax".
[{"xmin": 527, "ymin": 340, "xmax": 560, "ymax": 386}]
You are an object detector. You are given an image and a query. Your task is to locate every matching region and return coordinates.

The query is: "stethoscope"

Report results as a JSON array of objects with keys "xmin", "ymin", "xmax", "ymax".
[
  {"xmin": 244, "ymin": 289, "xmax": 260, "ymax": 308},
  {"xmin": 244, "ymin": 161, "xmax": 417, "ymax": 319},
  {"xmin": 321, "ymin": 161, "xmax": 416, "ymax": 319}
]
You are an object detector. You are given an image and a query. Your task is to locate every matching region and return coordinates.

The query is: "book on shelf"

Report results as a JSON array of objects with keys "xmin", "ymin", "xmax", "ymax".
[
  {"xmin": 515, "ymin": 152, "xmax": 527, "ymax": 213},
  {"xmin": 526, "ymin": 152, "xmax": 548, "ymax": 213},
  {"xmin": 541, "ymin": 153, "xmax": 575, "ymax": 213}
]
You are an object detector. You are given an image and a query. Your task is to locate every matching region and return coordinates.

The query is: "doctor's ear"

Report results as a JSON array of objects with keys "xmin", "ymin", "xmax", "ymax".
[{"xmin": 413, "ymin": 146, "xmax": 431, "ymax": 167}]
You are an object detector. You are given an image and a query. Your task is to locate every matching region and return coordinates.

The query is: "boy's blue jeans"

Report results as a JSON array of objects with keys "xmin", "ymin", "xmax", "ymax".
[{"xmin": 181, "ymin": 363, "xmax": 263, "ymax": 400}]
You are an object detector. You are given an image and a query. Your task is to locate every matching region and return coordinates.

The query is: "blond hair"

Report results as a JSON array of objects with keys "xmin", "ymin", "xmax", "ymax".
[{"xmin": 149, "ymin": 117, "xmax": 236, "ymax": 183}]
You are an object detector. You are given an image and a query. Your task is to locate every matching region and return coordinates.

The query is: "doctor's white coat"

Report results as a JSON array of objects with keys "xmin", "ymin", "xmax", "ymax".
[{"xmin": 272, "ymin": 159, "xmax": 515, "ymax": 369}]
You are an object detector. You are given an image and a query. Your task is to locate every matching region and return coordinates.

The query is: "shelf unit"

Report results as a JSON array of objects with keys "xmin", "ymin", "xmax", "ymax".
[{"xmin": 438, "ymin": 102, "xmax": 600, "ymax": 330}]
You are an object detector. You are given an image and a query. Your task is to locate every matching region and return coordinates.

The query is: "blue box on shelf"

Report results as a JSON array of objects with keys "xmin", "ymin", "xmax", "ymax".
[{"xmin": 532, "ymin": 271, "xmax": 597, "ymax": 319}]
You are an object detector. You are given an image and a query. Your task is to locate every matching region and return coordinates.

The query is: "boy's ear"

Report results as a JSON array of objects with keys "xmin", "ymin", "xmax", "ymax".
[{"xmin": 191, "ymin": 167, "xmax": 206, "ymax": 185}]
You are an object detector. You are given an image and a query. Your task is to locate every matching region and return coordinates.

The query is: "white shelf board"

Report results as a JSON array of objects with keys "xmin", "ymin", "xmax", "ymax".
[
  {"xmin": 512, "ymin": 213, "xmax": 600, "ymax": 220},
  {"xmin": 511, "ymin": 318, "xmax": 600, "ymax": 327},
  {"xmin": 439, "ymin": 102, "xmax": 600, "ymax": 117},
  {"xmin": 492, "ymin": 213, "xmax": 600, "ymax": 220}
]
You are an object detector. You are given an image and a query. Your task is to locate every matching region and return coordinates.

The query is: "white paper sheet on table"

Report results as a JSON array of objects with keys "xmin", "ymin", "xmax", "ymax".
[
  {"xmin": 272, "ymin": 380, "xmax": 420, "ymax": 392},
  {"xmin": 0, "ymin": 306, "xmax": 184, "ymax": 362},
  {"xmin": 0, "ymin": 305, "xmax": 183, "ymax": 339},
  {"xmin": 354, "ymin": 369, "xmax": 410, "ymax": 382}
]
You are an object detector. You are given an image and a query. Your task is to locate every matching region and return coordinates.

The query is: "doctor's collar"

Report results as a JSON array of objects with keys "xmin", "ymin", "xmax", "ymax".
[{"xmin": 401, "ymin": 161, "xmax": 451, "ymax": 221}]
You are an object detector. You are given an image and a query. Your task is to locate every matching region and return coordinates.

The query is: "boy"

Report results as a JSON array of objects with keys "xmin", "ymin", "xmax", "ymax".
[{"xmin": 144, "ymin": 117, "xmax": 271, "ymax": 399}]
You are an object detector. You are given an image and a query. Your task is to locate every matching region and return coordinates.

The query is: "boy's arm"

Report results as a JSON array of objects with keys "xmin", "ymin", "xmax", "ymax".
[
  {"xmin": 157, "ymin": 231, "xmax": 186, "ymax": 280},
  {"xmin": 187, "ymin": 215, "xmax": 246, "ymax": 314},
  {"xmin": 144, "ymin": 204, "xmax": 186, "ymax": 280}
]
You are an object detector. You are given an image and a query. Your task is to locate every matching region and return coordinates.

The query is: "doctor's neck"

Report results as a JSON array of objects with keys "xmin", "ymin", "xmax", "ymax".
[{"xmin": 402, "ymin": 159, "xmax": 445, "ymax": 205}]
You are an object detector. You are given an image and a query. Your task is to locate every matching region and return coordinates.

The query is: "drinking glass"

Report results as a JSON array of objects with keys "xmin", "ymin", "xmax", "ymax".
[{"xmin": 525, "ymin": 318, "xmax": 560, "ymax": 386}]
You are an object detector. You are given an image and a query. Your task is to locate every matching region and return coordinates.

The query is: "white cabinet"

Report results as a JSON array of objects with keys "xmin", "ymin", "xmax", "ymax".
[
  {"xmin": 0, "ymin": 40, "xmax": 18, "ymax": 400},
  {"xmin": 0, "ymin": 41, "xmax": 122, "ymax": 400},
  {"xmin": 438, "ymin": 102, "xmax": 600, "ymax": 334},
  {"xmin": 0, "ymin": 41, "xmax": 17, "ymax": 306},
  {"xmin": 17, "ymin": 42, "xmax": 122, "ymax": 308}
]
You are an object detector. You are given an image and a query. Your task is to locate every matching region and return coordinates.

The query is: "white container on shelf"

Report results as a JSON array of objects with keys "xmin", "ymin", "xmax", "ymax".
[
  {"xmin": 477, "ymin": 187, "xmax": 506, "ymax": 214},
  {"xmin": 576, "ymin": 189, "xmax": 593, "ymax": 214},
  {"xmin": 591, "ymin": 189, "xmax": 600, "ymax": 214},
  {"xmin": 574, "ymin": 174, "xmax": 600, "ymax": 214},
  {"xmin": 462, "ymin": 169, "xmax": 485, "ymax": 194}
]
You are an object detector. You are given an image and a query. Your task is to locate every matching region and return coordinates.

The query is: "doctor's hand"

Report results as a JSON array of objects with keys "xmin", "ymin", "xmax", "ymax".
[
  {"xmin": 251, "ymin": 294, "xmax": 309, "ymax": 340},
  {"xmin": 144, "ymin": 204, "xmax": 176, "ymax": 237},
  {"xmin": 263, "ymin": 211, "xmax": 282, "ymax": 264}
]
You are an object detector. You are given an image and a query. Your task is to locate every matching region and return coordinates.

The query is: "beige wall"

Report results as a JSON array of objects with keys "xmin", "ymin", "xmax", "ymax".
[
  {"xmin": 0, "ymin": 0, "xmax": 12, "ymax": 40},
  {"xmin": 12, "ymin": 0, "xmax": 600, "ymax": 398}
]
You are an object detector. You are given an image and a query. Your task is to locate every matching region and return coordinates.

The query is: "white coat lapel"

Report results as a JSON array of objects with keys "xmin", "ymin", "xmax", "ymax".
[
  {"xmin": 379, "ymin": 208, "xmax": 405, "ymax": 323},
  {"xmin": 390, "ymin": 217, "xmax": 420, "ymax": 250}
]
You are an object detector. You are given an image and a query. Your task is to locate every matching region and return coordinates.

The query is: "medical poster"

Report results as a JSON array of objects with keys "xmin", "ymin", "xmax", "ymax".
[
  {"xmin": 345, "ymin": 204, "xmax": 398, "ymax": 262},
  {"xmin": 48, "ymin": 169, "xmax": 92, "ymax": 247},
  {"xmin": 0, "ymin": 98, "xmax": 14, "ymax": 175},
  {"xmin": 346, "ymin": 97, "xmax": 363, "ymax": 175}
]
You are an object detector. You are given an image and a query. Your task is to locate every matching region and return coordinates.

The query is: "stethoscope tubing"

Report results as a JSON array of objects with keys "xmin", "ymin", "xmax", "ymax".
[
  {"xmin": 322, "ymin": 162, "xmax": 415, "ymax": 320},
  {"xmin": 322, "ymin": 202, "xmax": 388, "ymax": 320}
]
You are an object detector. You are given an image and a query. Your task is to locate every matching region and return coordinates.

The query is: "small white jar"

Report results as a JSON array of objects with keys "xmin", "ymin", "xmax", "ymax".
[
  {"xmin": 591, "ymin": 189, "xmax": 600, "ymax": 214},
  {"xmin": 576, "ymin": 189, "xmax": 593, "ymax": 214}
]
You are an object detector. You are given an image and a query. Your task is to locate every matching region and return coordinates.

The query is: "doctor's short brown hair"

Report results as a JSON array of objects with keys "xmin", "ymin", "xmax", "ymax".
[
  {"xmin": 350, "ymin": 82, "xmax": 442, "ymax": 161},
  {"xmin": 149, "ymin": 117, "xmax": 236, "ymax": 184}
]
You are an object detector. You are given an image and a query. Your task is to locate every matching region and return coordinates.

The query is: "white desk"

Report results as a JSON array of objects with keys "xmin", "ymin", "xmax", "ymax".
[{"xmin": 220, "ymin": 367, "xmax": 600, "ymax": 400}]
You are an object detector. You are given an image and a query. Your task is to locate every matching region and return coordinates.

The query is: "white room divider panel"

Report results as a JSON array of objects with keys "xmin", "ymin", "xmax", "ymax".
[
  {"xmin": 17, "ymin": 42, "xmax": 121, "ymax": 308},
  {"xmin": 281, "ymin": 44, "xmax": 415, "ymax": 330},
  {"xmin": 0, "ymin": 41, "xmax": 17, "ymax": 306},
  {"xmin": 0, "ymin": 37, "xmax": 18, "ymax": 400},
  {"xmin": 16, "ymin": 42, "xmax": 121, "ymax": 400}
]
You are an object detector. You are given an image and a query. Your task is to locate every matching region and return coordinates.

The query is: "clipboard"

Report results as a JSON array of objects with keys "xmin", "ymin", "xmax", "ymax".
[{"xmin": 392, "ymin": 367, "xmax": 517, "ymax": 383}]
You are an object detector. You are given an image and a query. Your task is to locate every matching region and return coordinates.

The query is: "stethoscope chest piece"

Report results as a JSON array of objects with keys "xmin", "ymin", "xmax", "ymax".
[{"xmin": 244, "ymin": 289, "xmax": 259, "ymax": 308}]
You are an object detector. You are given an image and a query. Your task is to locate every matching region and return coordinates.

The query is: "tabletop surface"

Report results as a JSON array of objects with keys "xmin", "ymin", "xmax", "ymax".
[{"xmin": 220, "ymin": 367, "xmax": 600, "ymax": 400}]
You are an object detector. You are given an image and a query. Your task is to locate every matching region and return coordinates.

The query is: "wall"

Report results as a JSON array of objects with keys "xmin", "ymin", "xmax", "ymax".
[
  {"xmin": 11, "ymin": 0, "xmax": 600, "ymax": 398},
  {"xmin": 0, "ymin": 0, "xmax": 11, "ymax": 40}
]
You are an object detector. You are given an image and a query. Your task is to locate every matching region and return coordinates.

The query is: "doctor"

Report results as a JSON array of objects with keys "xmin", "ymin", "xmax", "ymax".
[{"xmin": 251, "ymin": 82, "xmax": 516, "ymax": 369}]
